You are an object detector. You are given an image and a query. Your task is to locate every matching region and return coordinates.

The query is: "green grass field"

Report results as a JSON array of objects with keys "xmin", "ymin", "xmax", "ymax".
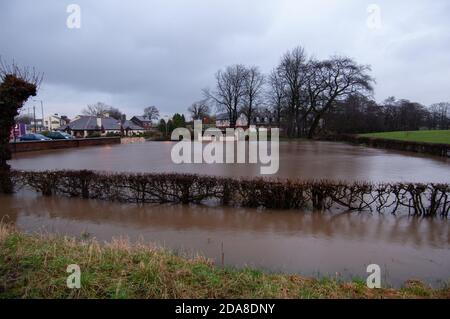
[
  {"xmin": 360, "ymin": 130, "xmax": 450, "ymax": 144},
  {"xmin": 1, "ymin": 223, "xmax": 449, "ymax": 299}
]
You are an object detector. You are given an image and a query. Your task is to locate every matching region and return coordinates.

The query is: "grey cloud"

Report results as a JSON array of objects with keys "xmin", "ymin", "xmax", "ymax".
[{"xmin": 1, "ymin": 0, "xmax": 449, "ymax": 118}]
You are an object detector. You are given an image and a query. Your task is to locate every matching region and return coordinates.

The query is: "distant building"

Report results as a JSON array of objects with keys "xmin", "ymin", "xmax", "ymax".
[
  {"xmin": 29, "ymin": 118, "xmax": 45, "ymax": 132},
  {"xmin": 10, "ymin": 123, "xmax": 27, "ymax": 141},
  {"xmin": 215, "ymin": 113, "xmax": 248, "ymax": 129},
  {"xmin": 251, "ymin": 109, "xmax": 278, "ymax": 128},
  {"xmin": 130, "ymin": 116, "xmax": 156, "ymax": 131},
  {"xmin": 215, "ymin": 110, "xmax": 279, "ymax": 131},
  {"xmin": 44, "ymin": 114, "xmax": 70, "ymax": 131},
  {"xmin": 58, "ymin": 115, "xmax": 145, "ymax": 138}
]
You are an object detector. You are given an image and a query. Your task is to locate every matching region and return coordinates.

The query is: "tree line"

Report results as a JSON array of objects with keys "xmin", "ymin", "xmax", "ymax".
[
  {"xmin": 195, "ymin": 45, "xmax": 448, "ymax": 138},
  {"xmin": 323, "ymin": 96, "xmax": 450, "ymax": 134}
]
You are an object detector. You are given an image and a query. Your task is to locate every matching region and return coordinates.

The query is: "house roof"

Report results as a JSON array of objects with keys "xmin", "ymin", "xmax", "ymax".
[
  {"xmin": 122, "ymin": 120, "xmax": 145, "ymax": 130},
  {"xmin": 215, "ymin": 113, "xmax": 229, "ymax": 120},
  {"xmin": 57, "ymin": 116, "xmax": 144, "ymax": 131},
  {"xmin": 131, "ymin": 116, "xmax": 153, "ymax": 123}
]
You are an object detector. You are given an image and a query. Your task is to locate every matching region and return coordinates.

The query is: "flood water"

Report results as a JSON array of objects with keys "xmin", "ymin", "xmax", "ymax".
[
  {"xmin": 1, "ymin": 190, "xmax": 449, "ymax": 287},
  {"xmin": 10, "ymin": 140, "xmax": 450, "ymax": 182},
  {"xmin": 5, "ymin": 141, "xmax": 450, "ymax": 287}
]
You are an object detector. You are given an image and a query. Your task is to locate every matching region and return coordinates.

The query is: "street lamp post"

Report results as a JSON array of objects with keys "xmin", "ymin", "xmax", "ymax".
[
  {"xmin": 33, "ymin": 105, "xmax": 37, "ymax": 133},
  {"xmin": 32, "ymin": 99, "xmax": 44, "ymax": 131}
]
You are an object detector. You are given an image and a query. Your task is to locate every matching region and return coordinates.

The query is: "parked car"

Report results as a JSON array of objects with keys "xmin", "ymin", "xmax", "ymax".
[
  {"xmin": 47, "ymin": 131, "xmax": 74, "ymax": 140},
  {"xmin": 19, "ymin": 133, "xmax": 52, "ymax": 141}
]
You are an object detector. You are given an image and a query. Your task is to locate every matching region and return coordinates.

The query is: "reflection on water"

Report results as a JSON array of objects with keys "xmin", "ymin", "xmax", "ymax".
[
  {"xmin": 1, "ymin": 190, "xmax": 449, "ymax": 287},
  {"xmin": 10, "ymin": 141, "xmax": 450, "ymax": 182}
]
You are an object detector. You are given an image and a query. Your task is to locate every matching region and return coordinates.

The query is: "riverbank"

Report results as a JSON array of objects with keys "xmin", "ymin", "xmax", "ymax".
[{"xmin": 0, "ymin": 223, "xmax": 448, "ymax": 299}]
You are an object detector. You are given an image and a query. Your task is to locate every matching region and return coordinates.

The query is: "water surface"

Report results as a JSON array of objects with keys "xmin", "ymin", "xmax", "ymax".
[
  {"xmin": 1, "ymin": 190, "xmax": 449, "ymax": 287},
  {"xmin": 5, "ymin": 141, "xmax": 450, "ymax": 287},
  {"xmin": 10, "ymin": 141, "xmax": 450, "ymax": 182}
]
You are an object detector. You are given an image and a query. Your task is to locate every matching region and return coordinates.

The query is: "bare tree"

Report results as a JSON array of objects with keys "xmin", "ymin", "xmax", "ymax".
[
  {"xmin": 304, "ymin": 57, "xmax": 374, "ymax": 138},
  {"xmin": 203, "ymin": 64, "xmax": 248, "ymax": 128},
  {"xmin": 188, "ymin": 100, "xmax": 210, "ymax": 120},
  {"xmin": 83, "ymin": 102, "xmax": 108, "ymax": 116},
  {"xmin": 82, "ymin": 102, "xmax": 123, "ymax": 120},
  {"xmin": 275, "ymin": 46, "xmax": 307, "ymax": 137},
  {"xmin": 143, "ymin": 105, "xmax": 160, "ymax": 121},
  {"xmin": 267, "ymin": 68, "xmax": 286, "ymax": 124},
  {"xmin": 242, "ymin": 66, "xmax": 264, "ymax": 126},
  {"xmin": 429, "ymin": 102, "xmax": 450, "ymax": 130}
]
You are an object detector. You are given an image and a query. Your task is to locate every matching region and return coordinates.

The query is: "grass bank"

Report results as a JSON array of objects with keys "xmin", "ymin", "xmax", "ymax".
[
  {"xmin": 0, "ymin": 224, "xmax": 449, "ymax": 299},
  {"xmin": 360, "ymin": 130, "xmax": 450, "ymax": 144}
]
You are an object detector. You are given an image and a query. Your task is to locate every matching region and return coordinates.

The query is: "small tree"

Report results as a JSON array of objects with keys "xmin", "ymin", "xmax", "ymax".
[
  {"xmin": 172, "ymin": 113, "xmax": 186, "ymax": 129},
  {"xmin": 0, "ymin": 59, "xmax": 42, "ymax": 193},
  {"xmin": 188, "ymin": 100, "xmax": 210, "ymax": 120},
  {"xmin": 157, "ymin": 119, "xmax": 167, "ymax": 135},
  {"xmin": 15, "ymin": 113, "xmax": 33, "ymax": 125},
  {"xmin": 143, "ymin": 106, "xmax": 160, "ymax": 121},
  {"xmin": 83, "ymin": 102, "xmax": 123, "ymax": 120}
]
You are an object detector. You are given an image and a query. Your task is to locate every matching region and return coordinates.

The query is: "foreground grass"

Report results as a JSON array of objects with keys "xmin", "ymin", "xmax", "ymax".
[
  {"xmin": 0, "ymin": 224, "xmax": 449, "ymax": 299},
  {"xmin": 360, "ymin": 130, "xmax": 450, "ymax": 144}
]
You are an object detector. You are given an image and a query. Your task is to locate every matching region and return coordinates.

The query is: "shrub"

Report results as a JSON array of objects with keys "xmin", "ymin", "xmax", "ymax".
[
  {"xmin": 12, "ymin": 170, "xmax": 450, "ymax": 217},
  {"xmin": 87, "ymin": 131, "xmax": 102, "ymax": 138}
]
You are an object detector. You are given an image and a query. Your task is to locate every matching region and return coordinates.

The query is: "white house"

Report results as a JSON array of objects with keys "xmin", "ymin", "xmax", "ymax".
[
  {"xmin": 215, "ymin": 113, "xmax": 248, "ymax": 128},
  {"xmin": 44, "ymin": 114, "xmax": 69, "ymax": 131}
]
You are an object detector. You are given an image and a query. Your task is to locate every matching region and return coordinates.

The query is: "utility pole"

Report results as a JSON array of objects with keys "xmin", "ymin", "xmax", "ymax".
[
  {"xmin": 33, "ymin": 105, "xmax": 37, "ymax": 133},
  {"xmin": 33, "ymin": 99, "xmax": 44, "ymax": 130}
]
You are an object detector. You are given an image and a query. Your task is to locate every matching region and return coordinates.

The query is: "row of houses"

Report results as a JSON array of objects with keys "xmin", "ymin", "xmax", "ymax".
[
  {"xmin": 58, "ymin": 115, "xmax": 156, "ymax": 137},
  {"xmin": 23, "ymin": 114, "xmax": 155, "ymax": 137},
  {"xmin": 22, "ymin": 110, "xmax": 279, "ymax": 138}
]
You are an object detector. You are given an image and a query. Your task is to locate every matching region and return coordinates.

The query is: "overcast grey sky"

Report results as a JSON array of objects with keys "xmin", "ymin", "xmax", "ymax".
[{"xmin": 1, "ymin": 0, "xmax": 449, "ymax": 119}]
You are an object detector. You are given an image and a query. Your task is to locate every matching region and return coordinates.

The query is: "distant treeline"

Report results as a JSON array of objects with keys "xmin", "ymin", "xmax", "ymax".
[
  {"xmin": 13, "ymin": 170, "xmax": 449, "ymax": 217},
  {"xmin": 323, "ymin": 95, "xmax": 450, "ymax": 134},
  {"xmin": 321, "ymin": 134, "xmax": 450, "ymax": 157}
]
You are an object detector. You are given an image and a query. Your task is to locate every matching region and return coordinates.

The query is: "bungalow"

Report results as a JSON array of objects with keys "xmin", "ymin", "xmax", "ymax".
[
  {"xmin": 130, "ymin": 116, "xmax": 156, "ymax": 131},
  {"xmin": 58, "ymin": 115, "xmax": 145, "ymax": 138}
]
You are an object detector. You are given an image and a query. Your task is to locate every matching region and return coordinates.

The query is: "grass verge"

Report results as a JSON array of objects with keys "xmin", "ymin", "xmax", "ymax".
[
  {"xmin": 360, "ymin": 130, "xmax": 450, "ymax": 144},
  {"xmin": 0, "ymin": 223, "xmax": 449, "ymax": 299}
]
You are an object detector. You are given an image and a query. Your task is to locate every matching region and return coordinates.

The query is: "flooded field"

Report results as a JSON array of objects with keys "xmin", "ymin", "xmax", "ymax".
[
  {"xmin": 10, "ymin": 140, "xmax": 450, "ymax": 182},
  {"xmin": 5, "ymin": 141, "xmax": 450, "ymax": 287}
]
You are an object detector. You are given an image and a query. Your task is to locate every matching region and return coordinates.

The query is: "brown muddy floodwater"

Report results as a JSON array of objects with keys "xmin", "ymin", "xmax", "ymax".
[
  {"xmin": 1, "ymin": 190, "xmax": 449, "ymax": 287},
  {"xmin": 5, "ymin": 141, "xmax": 450, "ymax": 286},
  {"xmin": 9, "ymin": 140, "xmax": 450, "ymax": 182}
]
